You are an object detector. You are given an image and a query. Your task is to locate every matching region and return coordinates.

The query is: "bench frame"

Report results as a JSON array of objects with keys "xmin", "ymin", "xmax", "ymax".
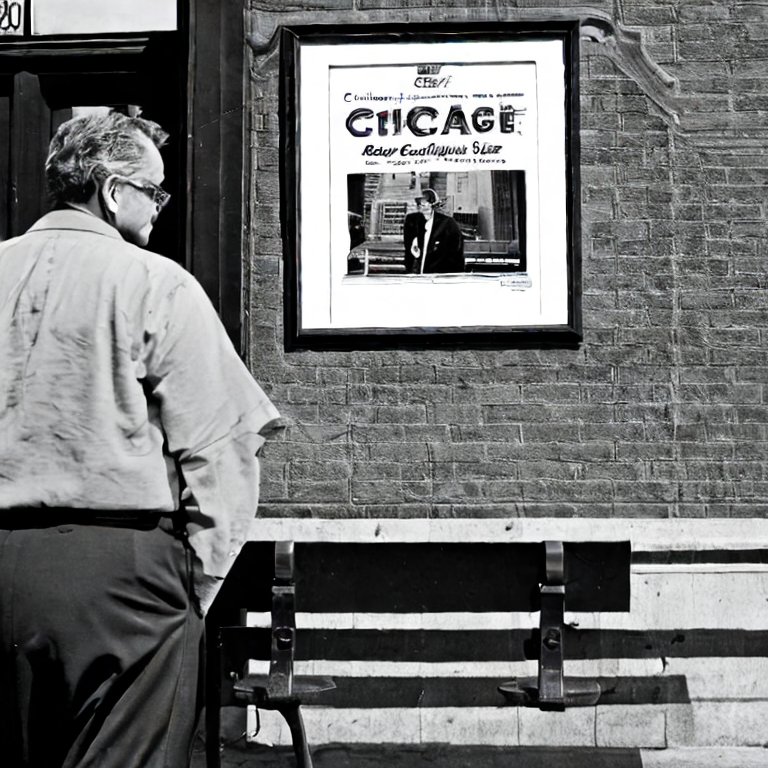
[{"xmin": 206, "ymin": 539, "xmax": 631, "ymax": 768}]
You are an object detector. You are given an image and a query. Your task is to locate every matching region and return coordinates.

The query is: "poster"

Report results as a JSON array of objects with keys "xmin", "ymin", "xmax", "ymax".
[{"xmin": 282, "ymin": 24, "xmax": 581, "ymax": 349}]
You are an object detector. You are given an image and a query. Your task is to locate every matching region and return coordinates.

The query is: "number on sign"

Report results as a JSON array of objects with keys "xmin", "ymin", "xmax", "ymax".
[{"xmin": 0, "ymin": 1, "xmax": 23, "ymax": 34}]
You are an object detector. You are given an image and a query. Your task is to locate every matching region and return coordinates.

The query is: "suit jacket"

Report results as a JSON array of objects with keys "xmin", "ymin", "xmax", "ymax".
[{"xmin": 403, "ymin": 210, "xmax": 464, "ymax": 274}]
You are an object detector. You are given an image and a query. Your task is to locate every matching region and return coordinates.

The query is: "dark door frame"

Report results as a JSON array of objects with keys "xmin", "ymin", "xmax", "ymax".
[
  {"xmin": 0, "ymin": 0, "xmax": 246, "ymax": 351},
  {"xmin": 185, "ymin": 0, "xmax": 246, "ymax": 351}
]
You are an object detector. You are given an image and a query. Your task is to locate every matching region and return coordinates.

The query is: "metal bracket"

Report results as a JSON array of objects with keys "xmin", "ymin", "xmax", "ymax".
[
  {"xmin": 266, "ymin": 541, "xmax": 297, "ymax": 701},
  {"xmin": 538, "ymin": 541, "xmax": 566, "ymax": 708},
  {"xmin": 499, "ymin": 540, "xmax": 601, "ymax": 709}
]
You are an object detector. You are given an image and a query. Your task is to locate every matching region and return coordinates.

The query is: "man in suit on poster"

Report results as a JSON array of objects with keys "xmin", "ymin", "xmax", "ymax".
[{"xmin": 403, "ymin": 188, "xmax": 464, "ymax": 274}]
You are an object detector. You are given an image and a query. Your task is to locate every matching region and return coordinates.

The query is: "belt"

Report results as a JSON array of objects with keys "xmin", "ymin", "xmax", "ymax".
[{"xmin": 0, "ymin": 508, "xmax": 178, "ymax": 531}]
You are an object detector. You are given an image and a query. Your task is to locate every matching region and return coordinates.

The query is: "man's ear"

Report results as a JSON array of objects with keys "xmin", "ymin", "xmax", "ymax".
[{"xmin": 100, "ymin": 176, "xmax": 119, "ymax": 215}]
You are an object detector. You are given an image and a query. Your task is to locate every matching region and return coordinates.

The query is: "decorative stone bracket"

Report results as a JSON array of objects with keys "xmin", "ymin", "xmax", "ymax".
[{"xmin": 579, "ymin": 10, "xmax": 680, "ymax": 128}]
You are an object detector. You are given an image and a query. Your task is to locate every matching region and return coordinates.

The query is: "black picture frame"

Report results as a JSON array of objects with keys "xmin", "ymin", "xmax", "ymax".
[{"xmin": 280, "ymin": 21, "xmax": 581, "ymax": 351}]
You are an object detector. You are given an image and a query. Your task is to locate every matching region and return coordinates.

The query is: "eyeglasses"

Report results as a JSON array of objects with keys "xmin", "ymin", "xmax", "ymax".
[{"xmin": 111, "ymin": 175, "xmax": 171, "ymax": 210}]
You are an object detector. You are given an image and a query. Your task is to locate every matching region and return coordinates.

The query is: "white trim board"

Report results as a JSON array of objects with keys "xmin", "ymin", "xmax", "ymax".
[{"xmin": 249, "ymin": 517, "xmax": 768, "ymax": 551}]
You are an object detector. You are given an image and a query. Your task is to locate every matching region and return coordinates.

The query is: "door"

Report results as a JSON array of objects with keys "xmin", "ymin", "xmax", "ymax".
[{"xmin": 0, "ymin": 33, "xmax": 185, "ymax": 263}]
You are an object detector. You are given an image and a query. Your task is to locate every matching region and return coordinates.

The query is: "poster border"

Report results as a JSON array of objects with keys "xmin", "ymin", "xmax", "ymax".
[{"xmin": 280, "ymin": 21, "xmax": 582, "ymax": 351}]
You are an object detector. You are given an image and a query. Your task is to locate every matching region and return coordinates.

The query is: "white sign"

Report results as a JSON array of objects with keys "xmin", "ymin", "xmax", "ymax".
[
  {"xmin": 0, "ymin": 0, "xmax": 24, "ymax": 36},
  {"xmin": 32, "ymin": 0, "xmax": 175, "ymax": 35}
]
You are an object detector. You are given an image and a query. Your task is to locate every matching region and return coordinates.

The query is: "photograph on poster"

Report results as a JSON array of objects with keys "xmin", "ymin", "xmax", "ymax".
[
  {"xmin": 281, "ymin": 24, "xmax": 580, "ymax": 348},
  {"xmin": 345, "ymin": 170, "xmax": 526, "ymax": 278}
]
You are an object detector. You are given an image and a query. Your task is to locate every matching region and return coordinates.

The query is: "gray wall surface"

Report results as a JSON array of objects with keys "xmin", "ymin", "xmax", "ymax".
[{"xmin": 245, "ymin": 0, "xmax": 768, "ymax": 523}]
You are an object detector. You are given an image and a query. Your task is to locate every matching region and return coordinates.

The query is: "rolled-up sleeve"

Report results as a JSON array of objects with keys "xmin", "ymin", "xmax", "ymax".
[{"xmin": 142, "ymin": 269, "xmax": 280, "ymax": 605}]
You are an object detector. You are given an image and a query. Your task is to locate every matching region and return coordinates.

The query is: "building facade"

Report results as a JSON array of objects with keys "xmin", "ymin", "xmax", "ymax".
[{"xmin": 3, "ymin": 0, "xmax": 767, "ymax": 754}]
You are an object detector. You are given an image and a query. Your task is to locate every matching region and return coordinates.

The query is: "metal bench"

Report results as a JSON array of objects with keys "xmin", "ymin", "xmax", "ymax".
[{"xmin": 205, "ymin": 539, "xmax": 631, "ymax": 768}]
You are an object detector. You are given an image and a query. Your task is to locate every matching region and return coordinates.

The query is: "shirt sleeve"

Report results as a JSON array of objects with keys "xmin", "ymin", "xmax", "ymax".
[{"xmin": 141, "ymin": 268, "xmax": 280, "ymax": 604}]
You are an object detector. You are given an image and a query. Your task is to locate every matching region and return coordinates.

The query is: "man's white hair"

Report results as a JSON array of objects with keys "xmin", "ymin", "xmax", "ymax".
[{"xmin": 45, "ymin": 111, "xmax": 168, "ymax": 207}]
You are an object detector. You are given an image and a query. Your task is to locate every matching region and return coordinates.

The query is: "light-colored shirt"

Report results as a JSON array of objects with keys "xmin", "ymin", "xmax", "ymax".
[
  {"xmin": 0, "ymin": 209, "xmax": 280, "ymax": 606},
  {"xmin": 420, "ymin": 215, "xmax": 435, "ymax": 274}
]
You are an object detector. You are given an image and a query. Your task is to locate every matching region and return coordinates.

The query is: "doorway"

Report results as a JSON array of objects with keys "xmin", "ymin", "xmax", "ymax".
[
  {"xmin": 0, "ymin": 33, "xmax": 185, "ymax": 262},
  {"xmin": 0, "ymin": 0, "xmax": 246, "ymax": 348}
]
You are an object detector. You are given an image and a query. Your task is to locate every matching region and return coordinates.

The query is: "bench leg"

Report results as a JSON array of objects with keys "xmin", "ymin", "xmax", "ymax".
[{"xmin": 276, "ymin": 702, "xmax": 313, "ymax": 768}]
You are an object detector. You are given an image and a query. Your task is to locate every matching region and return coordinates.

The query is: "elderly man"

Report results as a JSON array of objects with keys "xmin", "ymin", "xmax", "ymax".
[{"xmin": 0, "ymin": 111, "xmax": 279, "ymax": 767}]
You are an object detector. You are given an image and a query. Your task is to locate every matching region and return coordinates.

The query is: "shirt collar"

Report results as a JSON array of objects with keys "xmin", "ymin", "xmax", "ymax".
[{"xmin": 28, "ymin": 208, "xmax": 124, "ymax": 241}]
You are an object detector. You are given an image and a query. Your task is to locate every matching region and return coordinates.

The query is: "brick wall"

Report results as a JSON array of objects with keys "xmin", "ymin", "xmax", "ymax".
[
  {"xmin": 245, "ymin": 0, "xmax": 768, "ymax": 523},
  {"xmin": 234, "ymin": 2, "xmax": 768, "ymax": 750}
]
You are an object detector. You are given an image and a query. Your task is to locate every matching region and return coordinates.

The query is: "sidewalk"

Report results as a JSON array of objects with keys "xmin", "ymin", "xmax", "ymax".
[
  {"xmin": 192, "ymin": 742, "xmax": 768, "ymax": 767},
  {"xmin": 643, "ymin": 748, "xmax": 768, "ymax": 767}
]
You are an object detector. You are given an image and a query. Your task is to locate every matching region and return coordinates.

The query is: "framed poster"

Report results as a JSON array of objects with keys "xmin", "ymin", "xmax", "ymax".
[{"xmin": 280, "ymin": 22, "xmax": 581, "ymax": 350}]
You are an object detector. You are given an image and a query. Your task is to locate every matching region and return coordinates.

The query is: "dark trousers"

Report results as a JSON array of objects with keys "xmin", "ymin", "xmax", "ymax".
[{"xmin": 0, "ymin": 519, "xmax": 205, "ymax": 768}]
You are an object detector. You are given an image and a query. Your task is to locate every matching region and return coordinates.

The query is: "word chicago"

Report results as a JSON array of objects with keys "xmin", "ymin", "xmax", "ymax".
[{"xmin": 346, "ymin": 103, "xmax": 516, "ymax": 138}]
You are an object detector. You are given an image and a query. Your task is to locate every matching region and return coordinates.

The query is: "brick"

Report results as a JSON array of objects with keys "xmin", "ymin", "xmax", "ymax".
[
  {"xmin": 614, "ymin": 481, "xmax": 679, "ymax": 502},
  {"xmin": 677, "ymin": 384, "xmax": 761, "ymax": 402},
  {"xmin": 517, "ymin": 480, "xmax": 614, "ymax": 503},
  {"xmin": 317, "ymin": 405, "xmax": 375, "ymax": 425},
  {"xmin": 736, "ymin": 4, "xmax": 768, "ymax": 21},
  {"xmin": 428, "ymin": 405, "xmax": 482, "ymax": 424},
  {"xmin": 358, "ymin": 503, "xmax": 436, "ymax": 519},
  {"xmin": 517, "ymin": 460, "xmax": 584, "ymax": 481},
  {"xmin": 351, "ymin": 462, "xmax": 402, "ymax": 481},
  {"xmin": 559, "ymin": 442, "xmax": 616, "ymax": 461},
  {"xmin": 521, "ymin": 502, "xmax": 615, "ymax": 518},
  {"xmin": 375, "ymin": 405, "xmax": 427, "ymax": 424},
  {"xmin": 612, "ymin": 502, "xmax": 677, "ymax": 517},
  {"xmin": 627, "ymin": 6, "xmax": 676, "ymax": 25},
  {"xmin": 520, "ymin": 423, "xmax": 582, "ymax": 442},
  {"xmin": 431, "ymin": 481, "xmax": 490, "ymax": 503},
  {"xmin": 707, "ymin": 423, "xmax": 767, "ymax": 441},
  {"xmin": 617, "ymin": 443, "xmax": 675, "ymax": 460},
  {"xmin": 454, "ymin": 462, "xmax": 520, "ymax": 481},
  {"xmin": 402, "ymin": 425, "xmax": 452, "ymax": 442},
  {"xmin": 371, "ymin": 384, "xmax": 453, "ymax": 405},
  {"xmin": 285, "ymin": 480, "xmax": 349, "ymax": 503},
  {"xmin": 289, "ymin": 460, "xmax": 352, "ymax": 481},
  {"xmin": 352, "ymin": 424, "xmax": 405, "ymax": 442},
  {"xmin": 428, "ymin": 443, "xmax": 486, "ymax": 463},
  {"xmin": 351, "ymin": 480, "xmax": 431, "ymax": 504},
  {"xmin": 735, "ymin": 405, "xmax": 768, "ymax": 423},
  {"xmin": 285, "ymin": 385, "xmax": 347, "ymax": 405},
  {"xmin": 734, "ymin": 443, "xmax": 768, "ymax": 460},
  {"xmin": 445, "ymin": 426, "xmax": 516, "ymax": 446},
  {"xmin": 580, "ymin": 423, "xmax": 646, "ymax": 441},
  {"xmin": 454, "ymin": 385, "xmax": 522, "ymax": 405},
  {"xmin": 367, "ymin": 442, "xmax": 431, "ymax": 462},
  {"xmin": 584, "ymin": 462, "xmax": 645, "ymax": 481},
  {"xmin": 522, "ymin": 384, "xmax": 581, "ymax": 403},
  {"xmin": 396, "ymin": 364, "xmax": 438, "ymax": 384}
]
